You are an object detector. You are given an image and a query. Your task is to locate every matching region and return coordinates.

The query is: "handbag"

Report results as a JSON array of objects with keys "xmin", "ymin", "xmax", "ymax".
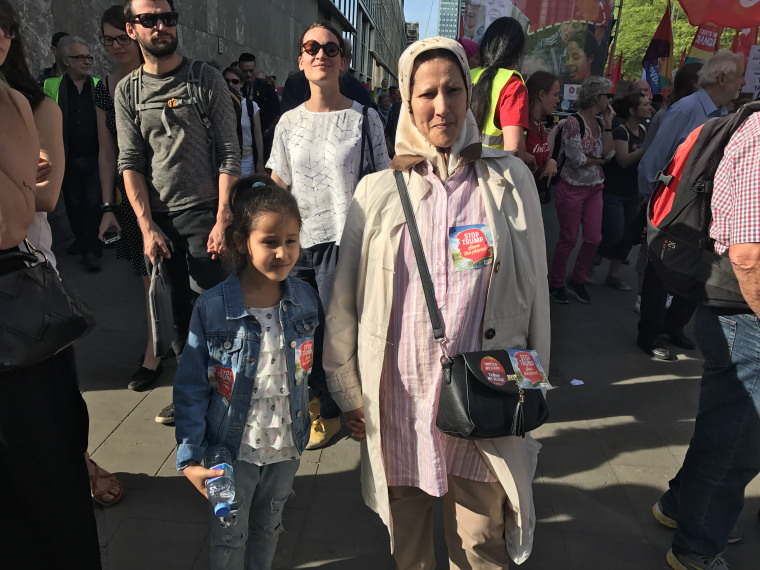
[
  {"xmin": 149, "ymin": 258, "xmax": 176, "ymax": 358},
  {"xmin": 359, "ymin": 105, "xmax": 378, "ymax": 177},
  {"xmin": 0, "ymin": 240, "xmax": 95, "ymax": 372},
  {"xmin": 393, "ymin": 170, "xmax": 549, "ymax": 439}
]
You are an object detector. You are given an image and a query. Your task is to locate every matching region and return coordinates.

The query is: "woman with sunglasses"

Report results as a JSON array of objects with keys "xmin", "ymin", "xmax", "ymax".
[
  {"xmin": 95, "ymin": 5, "xmax": 161, "ymax": 398},
  {"xmin": 268, "ymin": 21, "xmax": 390, "ymax": 450},
  {"xmin": 223, "ymin": 66, "xmax": 265, "ymax": 177},
  {"xmin": 0, "ymin": 2, "xmax": 102, "ymax": 567}
]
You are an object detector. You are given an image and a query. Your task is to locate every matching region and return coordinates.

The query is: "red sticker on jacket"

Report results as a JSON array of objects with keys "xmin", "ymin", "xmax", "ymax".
[
  {"xmin": 481, "ymin": 356, "xmax": 507, "ymax": 386},
  {"xmin": 213, "ymin": 366, "xmax": 234, "ymax": 402},
  {"xmin": 457, "ymin": 228, "xmax": 490, "ymax": 262},
  {"xmin": 512, "ymin": 351, "xmax": 543, "ymax": 385},
  {"xmin": 299, "ymin": 340, "xmax": 313, "ymax": 372}
]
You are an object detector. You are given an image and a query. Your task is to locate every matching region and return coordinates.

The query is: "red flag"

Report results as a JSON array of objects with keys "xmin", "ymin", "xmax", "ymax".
[
  {"xmin": 686, "ymin": 23, "xmax": 724, "ymax": 62},
  {"xmin": 642, "ymin": 1, "xmax": 674, "ymax": 94},
  {"xmin": 677, "ymin": 1, "xmax": 760, "ymax": 28},
  {"xmin": 514, "ymin": 0, "xmax": 612, "ymax": 32},
  {"xmin": 610, "ymin": 54, "xmax": 623, "ymax": 92},
  {"xmin": 731, "ymin": 27, "xmax": 759, "ymax": 65}
]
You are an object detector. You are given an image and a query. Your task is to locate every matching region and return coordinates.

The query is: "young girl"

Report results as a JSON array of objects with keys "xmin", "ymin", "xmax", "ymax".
[{"xmin": 174, "ymin": 175, "xmax": 322, "ymax": 570}]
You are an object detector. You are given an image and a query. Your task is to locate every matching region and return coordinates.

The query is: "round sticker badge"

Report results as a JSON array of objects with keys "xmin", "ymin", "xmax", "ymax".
[
  {"xmin": 458, "ymin": 228, "xmax": 490, "ymax": 263},
  {"xmin": 480, "ymin": 356, "xmax": 507, "ymax": 386}
]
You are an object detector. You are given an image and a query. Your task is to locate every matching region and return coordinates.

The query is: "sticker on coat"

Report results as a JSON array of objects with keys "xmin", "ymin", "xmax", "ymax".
[
  {"xmin": 506, "ymin": 349, "xmax": 553, "ymax": 390},
  {"xmin": 449, "ymin": 224, "xmax": 494, "ymax": 271},
  {"xmin": 294, "ymin": 337, "xmax": 314, "ymax": 381},
  {"xmin": 208, "ymin": 363, "xmax": 236, "ymax": 405}
]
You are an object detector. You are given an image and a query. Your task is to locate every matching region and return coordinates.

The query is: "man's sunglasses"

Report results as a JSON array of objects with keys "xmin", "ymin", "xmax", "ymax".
[
  {"xmin": 132, "ymin": 12, "xmax": 179, "ymax": 29},
  {"xmin": 100, "ymin": 34, "xmax": 132, "ymax": 47},
  {"xmin": 0, "ymin": 18, "xmax": 17, "ymax": 40},
  {"xmin": 301, "ymin": 40, "xmax": 342, "ymax": 58},
  {"xmin": 225, "ymin": 77, "xmax": 242, "ymax": 86},
  {"xmin": 68, "ymin": 55, "xmax": 94, "ymax": 63}
]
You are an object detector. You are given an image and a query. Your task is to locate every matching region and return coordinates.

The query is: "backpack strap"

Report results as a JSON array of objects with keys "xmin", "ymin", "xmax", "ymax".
[
  {"xmin": 186, "ymin": 59, "xmax": 212, "ymax": 133},
  {"xmin": 360, "ymin": 106, "xmax": 377, "ymax": 174},
  {"xmin": 571, "ymin": 113, "xmax": 585, "ymax": 139}
]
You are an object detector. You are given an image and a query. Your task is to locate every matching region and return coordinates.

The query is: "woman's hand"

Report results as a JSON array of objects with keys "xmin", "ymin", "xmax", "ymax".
[
  {"xmin": 182, "ymin": 463, "xmax": 224, "ymax": 498},
  {"xmin": 98, "ymin": 211, "xmax": 122, "ymax": 241},
  {"xmin": 36, "ymin": 159, "xmax": 52, "ymax": 184},
  {"xmin": 603, "ymin": 103, "xmax": 616, "ymax": 130},
  {"xmin": 344, "ymin": 407, "xmax": 366, "ymax": 440},
  {"xmin": 539, "ymin": 158, "xmax": 558, "ymax": 182}
]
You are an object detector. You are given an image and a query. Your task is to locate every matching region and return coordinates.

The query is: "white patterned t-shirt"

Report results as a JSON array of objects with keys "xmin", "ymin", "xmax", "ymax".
[{"xmin": 266, "ymin": 100, "xmax": 390, "ymax": 248}]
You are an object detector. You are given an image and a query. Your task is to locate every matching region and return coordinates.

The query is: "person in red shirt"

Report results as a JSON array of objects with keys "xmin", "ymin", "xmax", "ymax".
[
  {"xmin": 526, "ymin": 71, "xmax": 560, "ymax": 203},
  {"xmin": 471, "ymin": 17, "xmax": 534, "ymax": 169}
]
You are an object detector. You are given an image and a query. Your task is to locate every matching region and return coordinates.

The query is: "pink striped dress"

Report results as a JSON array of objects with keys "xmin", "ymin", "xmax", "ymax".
[{"xmin": 380, "ymin": 161, "xmax": 497, "ymax": 497}]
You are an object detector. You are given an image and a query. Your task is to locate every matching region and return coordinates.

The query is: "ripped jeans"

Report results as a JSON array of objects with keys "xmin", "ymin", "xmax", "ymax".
[{"xmin": 210, "ymin": 458, "xmax": 300, "ymax": 570}]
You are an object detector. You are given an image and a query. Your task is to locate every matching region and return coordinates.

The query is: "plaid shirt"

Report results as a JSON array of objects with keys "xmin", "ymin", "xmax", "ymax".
[
  {"xmin": 379, "ymin": 161, "xmax": 497, "ymax": 496},
  {"xmin": 711, "ymin": 113, "xmax": 760, "ymax": 255}
]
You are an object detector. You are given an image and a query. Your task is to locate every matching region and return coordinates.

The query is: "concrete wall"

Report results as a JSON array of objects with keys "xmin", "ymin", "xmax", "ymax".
[{"xmin": 9, "ymin": 0, "xmax": 319, "ymax": 84}]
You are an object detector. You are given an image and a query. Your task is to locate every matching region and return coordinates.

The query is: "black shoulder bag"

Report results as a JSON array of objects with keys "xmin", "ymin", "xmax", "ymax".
[
  {"xmin": 359, "ymin": 106, "xmax": 378, "ymax": 177},
  {"xmin": 393, "ymin": 170, "xmax": 549, "ymax": 439}
]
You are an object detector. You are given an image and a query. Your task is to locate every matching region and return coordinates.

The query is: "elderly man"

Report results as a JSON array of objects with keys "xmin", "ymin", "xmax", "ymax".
[
  {"xmin": 636, "ymin": 51, "xmax": 746, "ymax": 360},
  {"xmin": 653, "ymin": 108, "xmax": 760, "ymax": 570},
  {"xmin": 43, "ymin": 35, "xmax": 103, "ymax": 271}
]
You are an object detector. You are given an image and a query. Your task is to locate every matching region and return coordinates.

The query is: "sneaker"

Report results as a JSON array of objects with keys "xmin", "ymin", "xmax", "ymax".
[
  {"xmin": 155, "ymin": 403, "xmax": 175, "ymax": 425},
  {"xmin": 308, "ymin": 397, "xmax": 321, "ymax": 423},
  {"xmin": 653, "ymin": 500, "xmax": 743, "ymax": 543},
  {"xmin": 566, "ymin": 280, "xmax": 591, "ymax": 304},
  {"xmin": 128, "ymin": 363, "xmax": 163, "ymax": 392},
  {"xmin": 634, "ymin": 294, "xmax": 641, "ymax": 314},
  {"xmin": 605, "ymin": 274, "xmax": 632, "ymax": 291},
  {"xmin": 584, "ymin": 267, "xmax": 597, "ymax": 285},
  {"xmin": 549, "ymin": 287, "xmax": 569, "ymax": 304},
  {"xmin": 666, "ymin": 294, "xmax": 674, "ymax": 308},
  {"xmin": 305, "ymin": 417, "xmax": 341, "ymax": 450},
  {"xmin": 666, "ymin": 549, "xmax": 729, "ymax": 570}
]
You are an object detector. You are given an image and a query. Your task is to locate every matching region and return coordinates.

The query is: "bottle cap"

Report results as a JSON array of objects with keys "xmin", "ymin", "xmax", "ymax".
[{"xmin": 214, "ymin": 501, "xmax": 231, "ymax": 517}]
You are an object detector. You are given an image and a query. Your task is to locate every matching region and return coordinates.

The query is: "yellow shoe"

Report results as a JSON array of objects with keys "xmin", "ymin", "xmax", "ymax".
[
  {"xmin": 308, "ymin": 397, "xmax": 321, "ymax": 423},
  {"xmin": 305, "ymin": 417, "xmax": 341, "ymax": 450}
]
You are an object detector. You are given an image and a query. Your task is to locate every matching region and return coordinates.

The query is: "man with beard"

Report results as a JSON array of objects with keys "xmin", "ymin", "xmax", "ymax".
[{"xmin": 115, "ymin": 0, "xmax": 240, "ymax": 424}]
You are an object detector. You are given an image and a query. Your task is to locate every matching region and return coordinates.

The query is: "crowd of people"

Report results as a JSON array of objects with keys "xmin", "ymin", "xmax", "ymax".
[{"xmin": 1, "ymin": 1, "xmax": 759, "ymax": 570}]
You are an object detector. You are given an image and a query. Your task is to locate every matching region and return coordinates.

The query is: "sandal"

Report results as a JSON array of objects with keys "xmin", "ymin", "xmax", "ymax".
[{"xmin": 85, "ymin": 453, "xmax": 124, "ymax": 507}]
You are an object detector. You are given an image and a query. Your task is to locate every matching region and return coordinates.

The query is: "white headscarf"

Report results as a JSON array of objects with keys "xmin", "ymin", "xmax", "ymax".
[{"xmin": 394, "ymin": 37, "xmax": 482, "ymax": 181}]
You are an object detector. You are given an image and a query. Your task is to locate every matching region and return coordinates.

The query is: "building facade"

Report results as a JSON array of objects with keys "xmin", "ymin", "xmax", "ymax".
[
  {"xmin": 437, "ymin": 0, "xmax": 460, "ymax": 40},
  {"xmin": 405, "ymin": 21, "xmax": 419, "ymax": 47},
  {"xmin": 10, "ymin": 0, "xmax": 405, "ymax": 90}
]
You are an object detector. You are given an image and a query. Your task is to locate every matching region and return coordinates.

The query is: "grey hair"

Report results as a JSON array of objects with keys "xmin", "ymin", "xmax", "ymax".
[
  {"xmin": 56, "ymin": 35, "xmax": 88, "ymax": 59},
  {"xmin": 698, "ymin": 50, "xmax": 745, "ymax": 88},
  {"xmin": 578, "ymin": 76, "xmax": 613, "ymax": 110}
]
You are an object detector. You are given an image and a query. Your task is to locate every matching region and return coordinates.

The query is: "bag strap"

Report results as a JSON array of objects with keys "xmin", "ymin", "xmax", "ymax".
[
  {"xmin": 361, "ymin": 106, "xmax": 377, "ymax": 174},
  {"xmin": 393, "ymin": 170, "xmax": 445, "ymax": 341}
]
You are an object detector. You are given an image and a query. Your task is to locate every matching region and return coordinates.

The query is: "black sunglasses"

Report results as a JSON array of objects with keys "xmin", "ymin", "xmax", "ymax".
[
  {"xmin": 132, "ymin": 12, "xmax": 179, "ymax": 29},
  {"xmin": 225, "ymin": 77, "xmax": 242, "ymax": 85},
  {"xmin": 0, "ymin": 17, "xmax": 17, "ymax": 40},
  {"xmin": 100, "ymin": 34, "xmax": 132, "ymax": 47},
  {"xmin": 301, "ymin": 40, "xmax": 342, "ymax": 58},
  {"xmin": 68, "ymin": 55, "xmax": 94, "ymax": 63}
]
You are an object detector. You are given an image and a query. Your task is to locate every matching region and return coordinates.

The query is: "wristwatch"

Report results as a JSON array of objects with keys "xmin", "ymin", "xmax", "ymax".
[{"xmin": 101, "ymin": 202, "xmax": 115, "ymax": 213}]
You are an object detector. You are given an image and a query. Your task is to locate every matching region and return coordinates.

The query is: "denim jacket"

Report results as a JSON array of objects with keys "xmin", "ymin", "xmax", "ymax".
[{"xmin": 175, "ymin": 273, "xmax": 322, "ymax": 470}]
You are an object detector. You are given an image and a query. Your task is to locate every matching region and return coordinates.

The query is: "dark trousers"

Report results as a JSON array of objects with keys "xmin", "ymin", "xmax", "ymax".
[
  {"xmin": 62, "ymin": 155, "xmax": 103, "ymax": 256},
  {"xmin": 599, "ymin": 194, "xmax": 640, "ymax": 261},
  {"xmin": 637, "ymin": 259, "xmax": 697, "ymax": 343},
  {"xmin": 149, "ymin": 203, "xmax": 226, "ymax": 356},
  {"xmin": 0, "ymin": 348, "xmax": 101, "ymax": 569},
  {"xmin": 290, "ymin": 242, "xmax": 341, "ymax": 420}
]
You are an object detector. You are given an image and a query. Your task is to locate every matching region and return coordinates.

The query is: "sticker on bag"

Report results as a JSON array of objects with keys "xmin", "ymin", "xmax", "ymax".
[
  {"xmin": 449, "ymin": 224, "xmax": 494, "ymax": 271},
  {"xmin": 506, "ymin": 349, "xmax": 553, "ymax": 390},
  {"xmin": 294, "ymin": 337, "xmax": 314, "ymax": 381},
  {"xmin": 208, "ymin": 363, "xmax": 236, "ymax": 405}
]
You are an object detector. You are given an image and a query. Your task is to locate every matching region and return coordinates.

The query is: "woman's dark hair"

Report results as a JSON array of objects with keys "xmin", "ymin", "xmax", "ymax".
[
  {"xmin": 612, "ymin": 92, "xmax": 646, "ymax": 121},
  {"xmin": 471, "ymin": 17, "xmax": 525, "ymax": 131},
  {"xmin": 526, "ymin": 71, "xmax": 557, "ymax": 115},
  {"xmin": 669, "ymin": 62, "xmax": 702, "ymax": 106},
  {"xmin": 0, "ymin": 0, "xmax": 45, "ymax": 110},
  {"xmin": 101, "ymin": 4, "xmax": 127, "ymax": 31},
  {"xmin": 409, "ymin": 48, "xmax": 466, "ymax": 93},
  {"xmin": 223, "ymin": 175, "xmax": 302, "ymax": 273},
  {"xmin": 299, "ymin": 22, "xmax": 345, "ymax": 56}
]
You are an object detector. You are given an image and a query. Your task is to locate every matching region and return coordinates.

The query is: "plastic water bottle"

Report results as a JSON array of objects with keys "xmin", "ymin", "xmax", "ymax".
[{"xmin": 205, "ymin": 446, "xmax": 236, "ymax": 522}]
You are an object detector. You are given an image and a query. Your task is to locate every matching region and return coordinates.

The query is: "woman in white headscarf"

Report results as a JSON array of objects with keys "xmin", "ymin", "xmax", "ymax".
[{"xmin": 323, "ymin": 38, "xmax": 550, "ymax": 568}]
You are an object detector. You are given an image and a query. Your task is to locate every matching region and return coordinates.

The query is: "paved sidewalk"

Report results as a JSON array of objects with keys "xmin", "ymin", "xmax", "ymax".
[{"xmin": 58, "ymin": 201, "xmax": 760, "ymax": 570}]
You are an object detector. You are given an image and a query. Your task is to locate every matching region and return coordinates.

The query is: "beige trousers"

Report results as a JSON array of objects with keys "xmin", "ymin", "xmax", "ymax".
[{"xmin": 388, "ymin": 475, "xmax": 510, "ymax": 570}]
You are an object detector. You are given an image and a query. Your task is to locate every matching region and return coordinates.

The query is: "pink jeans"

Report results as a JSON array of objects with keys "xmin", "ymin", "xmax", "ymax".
[{"xmin": 550, "ymin": 179, "xmax": 603, "ymax": 288}]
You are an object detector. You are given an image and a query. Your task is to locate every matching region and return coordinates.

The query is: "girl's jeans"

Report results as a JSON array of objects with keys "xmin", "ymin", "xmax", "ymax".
[
  {"xmin": 550, "ymin": 180, "xmax": 603, "ymax": 288},
  {"xmin": 210, "ymin": 458, "xmax": 300, "ymax": 570}
]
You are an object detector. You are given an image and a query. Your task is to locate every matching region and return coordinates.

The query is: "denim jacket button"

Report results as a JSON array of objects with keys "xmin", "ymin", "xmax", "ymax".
[
  {"xmin": 290, "ymin": 341, "xmax": 296, "ymax": 348},
  {"xmin": 304, "ymin": 323, "xmax": 310, "ymax": 330},
  {"xmin": 297, "ymin": 410, "xmax": 302, "ymax": 418},
  {"xmin": 283, "ymin": 304, "xmax": 288, "ymax": 312},
  {"xmin": 223, "ymin": 341, "xmax": 231, "ymax": 349}
]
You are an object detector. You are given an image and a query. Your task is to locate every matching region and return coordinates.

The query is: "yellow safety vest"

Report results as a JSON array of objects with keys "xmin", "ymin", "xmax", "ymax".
[
  {"xmin": 471, "ymin": 67, "xmax": 524, "ymax": 149},
  {"xmin": 43, "ymin": 75, "xmax": 101, "ymax": 103}
]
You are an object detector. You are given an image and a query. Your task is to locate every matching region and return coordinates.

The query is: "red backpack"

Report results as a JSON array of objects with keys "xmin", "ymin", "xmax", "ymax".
[{"xmin": 646, "ymin": 101, "xmax": 760, "ymax": 310}]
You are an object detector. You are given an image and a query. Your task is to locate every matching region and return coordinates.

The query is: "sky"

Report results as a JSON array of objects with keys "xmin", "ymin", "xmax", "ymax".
[{"xmin": 404, "ymin": 0, "xmax": 441, "ymax": 40}]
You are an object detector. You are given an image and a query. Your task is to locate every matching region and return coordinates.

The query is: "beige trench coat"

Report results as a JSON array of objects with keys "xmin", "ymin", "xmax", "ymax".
[{"xmin": 323, "ymin": 148, "xmax": 551, "ymax": 564}]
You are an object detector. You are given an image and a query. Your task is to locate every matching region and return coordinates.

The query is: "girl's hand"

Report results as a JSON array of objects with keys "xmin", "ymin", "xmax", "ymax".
[
  {"xmin": 182, "ymin": 463, "xmax": 224, "ymax": 498},
  {"xmin": 540, "ymin": 158, "xmax": 558, "ymax": 182},
  {"xmin": 344, "ymin": 407, "xmax": 366, "ymax": 440}
]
